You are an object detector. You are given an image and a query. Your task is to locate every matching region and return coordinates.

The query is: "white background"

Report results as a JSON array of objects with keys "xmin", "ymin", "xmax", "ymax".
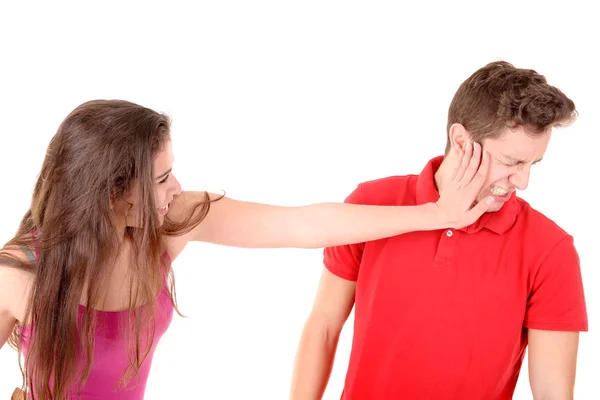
[{"xmin": 1, "ymin": 1, "xmax": 598, "ymax": 399}]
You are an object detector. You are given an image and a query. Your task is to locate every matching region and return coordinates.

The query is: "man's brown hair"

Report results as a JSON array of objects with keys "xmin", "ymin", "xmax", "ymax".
[{"xmin": 445, "ymin": 61, "xmax": 577, "ymax": 153}]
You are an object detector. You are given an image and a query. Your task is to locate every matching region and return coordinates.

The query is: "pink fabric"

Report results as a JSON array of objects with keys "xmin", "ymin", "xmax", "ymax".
[{"xmin": 19, "ymin": 253, "xmax": 174, "ymax": 399}]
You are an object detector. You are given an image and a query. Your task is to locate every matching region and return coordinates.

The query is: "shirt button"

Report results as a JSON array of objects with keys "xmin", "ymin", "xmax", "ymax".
[{"xmin": 446, "ymin": 230, "xmax": 453, "ymax": 237}]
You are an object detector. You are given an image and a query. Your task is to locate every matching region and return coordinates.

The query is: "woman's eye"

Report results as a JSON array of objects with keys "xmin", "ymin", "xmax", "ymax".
[{"xmin": 159, "ymin": 174, "xmax": 169, "ymax": 184}]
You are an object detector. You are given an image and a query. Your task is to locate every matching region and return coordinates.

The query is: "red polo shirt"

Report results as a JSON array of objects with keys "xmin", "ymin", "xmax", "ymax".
[{"xmin": 324, "ymin": 156, "xmax": 588, "ymax": 400}]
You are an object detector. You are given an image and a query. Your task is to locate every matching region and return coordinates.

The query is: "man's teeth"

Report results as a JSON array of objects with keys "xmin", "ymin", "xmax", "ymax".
[{"xmin": 491, "ymin": 186, "xmax": 509, "ymax": 196}]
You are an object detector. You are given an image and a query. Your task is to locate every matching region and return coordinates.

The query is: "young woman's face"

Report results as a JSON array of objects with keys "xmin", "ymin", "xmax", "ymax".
[{"xmin": 119, "ymin": 139, "xmax": 182, "ymax": 227}]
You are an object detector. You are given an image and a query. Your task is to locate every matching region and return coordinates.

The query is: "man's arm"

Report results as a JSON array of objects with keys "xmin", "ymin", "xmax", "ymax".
[
  {"xmin": 528, "ymin": 329, "xmax": 579, "ymax": 400},
  {"xmin": 290, "ymin": 268, "xmax": 356, "ymax": 400},
  {"xmin": 523, "ymin": 233, "xmax": 587, "ymax": 400}
]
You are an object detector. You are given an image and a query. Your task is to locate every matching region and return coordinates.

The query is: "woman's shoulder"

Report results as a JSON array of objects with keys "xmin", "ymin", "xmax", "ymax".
[{"xmin": 0, "ymin": 245, "xmax": 35, "ymax": 323}]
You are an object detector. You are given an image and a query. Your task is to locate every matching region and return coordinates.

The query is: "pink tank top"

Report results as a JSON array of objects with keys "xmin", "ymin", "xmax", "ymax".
[{"xmin": 19, "ymin": 252, "xmax": 174, "ymax": 399}]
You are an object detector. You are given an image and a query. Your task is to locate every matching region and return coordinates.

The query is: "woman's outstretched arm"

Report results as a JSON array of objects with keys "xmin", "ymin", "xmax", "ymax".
[{"xmin": 168, "ymin": 143, "xmax": 491, "ymax": 252}]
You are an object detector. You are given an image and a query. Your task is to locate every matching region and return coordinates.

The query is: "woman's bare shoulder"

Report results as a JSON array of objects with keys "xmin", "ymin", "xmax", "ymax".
[
  {"xmin": 163, "ymin": 190, "xmax": 225, "ymax": 260},
  {"xmin": 0, "ymin": 246, "xmax": 35, "ymax": 322}
]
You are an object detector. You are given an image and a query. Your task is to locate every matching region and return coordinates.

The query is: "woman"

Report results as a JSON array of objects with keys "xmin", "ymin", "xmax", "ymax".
[{"xmin": 0, "ymin": 99, "xmax": 492, "ymax": 399}]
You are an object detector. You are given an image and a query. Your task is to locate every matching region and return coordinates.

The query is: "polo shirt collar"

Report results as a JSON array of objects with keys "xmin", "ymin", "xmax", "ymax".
[{"xmin": 415, "ymin": 156, "xmax": 519, "ymax": 234}]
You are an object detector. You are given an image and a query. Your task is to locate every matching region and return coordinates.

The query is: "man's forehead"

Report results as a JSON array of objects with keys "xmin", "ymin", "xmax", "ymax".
[{"xmin": 482, "ymin": 140, "xmax": 545, "ymax": 164}]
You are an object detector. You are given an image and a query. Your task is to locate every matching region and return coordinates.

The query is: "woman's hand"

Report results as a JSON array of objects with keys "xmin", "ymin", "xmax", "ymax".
[{"xmin": 435, "ymin": 141, "xmax": 495, "ymax": 229}]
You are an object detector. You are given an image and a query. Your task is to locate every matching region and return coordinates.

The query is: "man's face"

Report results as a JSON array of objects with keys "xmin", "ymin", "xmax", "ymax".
[{"xmin": 476, "ymin": 126, "xmax": 551, "ymax": 212}]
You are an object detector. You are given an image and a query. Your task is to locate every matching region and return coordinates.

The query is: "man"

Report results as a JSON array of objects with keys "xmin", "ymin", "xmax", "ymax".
[{"xmin": 290, "ymin": 61, "xmax": 588, "ymax": 400}]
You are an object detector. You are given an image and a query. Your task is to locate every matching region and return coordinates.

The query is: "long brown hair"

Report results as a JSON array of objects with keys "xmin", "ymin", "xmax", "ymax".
[
  {"xmin": 0, "ymin": 100, "xmax": 215, "ymax": 399},
  {"xmin": 445, "ymin": 61, "xmax": 577, "ymax": 153}
]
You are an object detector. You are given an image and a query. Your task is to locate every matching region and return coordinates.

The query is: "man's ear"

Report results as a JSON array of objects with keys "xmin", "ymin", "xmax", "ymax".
[{"xmin": 448, "ymin": 123, "xmax": 472, "ymax": 153}]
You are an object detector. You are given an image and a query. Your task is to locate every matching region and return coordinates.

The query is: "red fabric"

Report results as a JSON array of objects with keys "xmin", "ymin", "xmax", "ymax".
[{"xmin": 324, "ymin": 156, "xmax": 588, "ymax": 400}]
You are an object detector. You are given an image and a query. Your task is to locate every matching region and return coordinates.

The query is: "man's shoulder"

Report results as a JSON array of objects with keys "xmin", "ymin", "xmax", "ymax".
[
  {"xmin": 515, "ymin": 196, "xmax": 571, "ymax": 243},
  {"xmin": 355, "ymin": 174, "xmax": 418, "ymax": 206}
]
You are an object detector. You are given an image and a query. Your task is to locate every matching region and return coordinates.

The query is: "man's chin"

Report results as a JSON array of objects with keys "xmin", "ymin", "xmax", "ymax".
[{"xmin": 486, "ymin": 201, "xmax": 504, "ymax": 213}]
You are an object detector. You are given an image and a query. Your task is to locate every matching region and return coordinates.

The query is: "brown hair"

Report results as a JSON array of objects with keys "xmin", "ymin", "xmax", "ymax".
[
  {"xmin": 445, "ymin": 61, "xmax": 577, "ymax": 153},
  {"xmin": 0, "ymin": 100, "xmax": 217, "ymax": 399}
]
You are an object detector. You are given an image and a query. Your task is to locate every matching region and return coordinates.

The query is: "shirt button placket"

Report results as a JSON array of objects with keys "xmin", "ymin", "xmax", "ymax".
[{"xmin": 435, "ymin": 229, "xmax": 457, "ymax": 266}]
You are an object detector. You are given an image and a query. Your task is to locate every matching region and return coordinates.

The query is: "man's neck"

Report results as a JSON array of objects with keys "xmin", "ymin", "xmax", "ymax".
[{"xmin": 433, "ymin": 154, "xmax": 453, "ymax": 194}]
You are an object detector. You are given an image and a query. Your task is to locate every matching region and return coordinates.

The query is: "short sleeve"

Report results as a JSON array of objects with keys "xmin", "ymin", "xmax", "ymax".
[
  {"xmin": 524, "ymin": 235, "xmax": 588, "ymax": 331},
  {"xmin": 322, "ymin": 185, "xmax": 365, "ymax": 282}
]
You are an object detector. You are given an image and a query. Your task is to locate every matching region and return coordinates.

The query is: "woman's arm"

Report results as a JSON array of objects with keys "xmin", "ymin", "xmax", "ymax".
[{"xmin": 168, "ymin": 143, "xmax": 491, "ymax": 252}]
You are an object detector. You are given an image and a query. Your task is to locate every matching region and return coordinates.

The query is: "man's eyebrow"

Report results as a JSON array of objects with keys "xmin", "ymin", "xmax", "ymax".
[{"xmin": 501, "ymin": 154, "xmax": 544, "ymax": 164}]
